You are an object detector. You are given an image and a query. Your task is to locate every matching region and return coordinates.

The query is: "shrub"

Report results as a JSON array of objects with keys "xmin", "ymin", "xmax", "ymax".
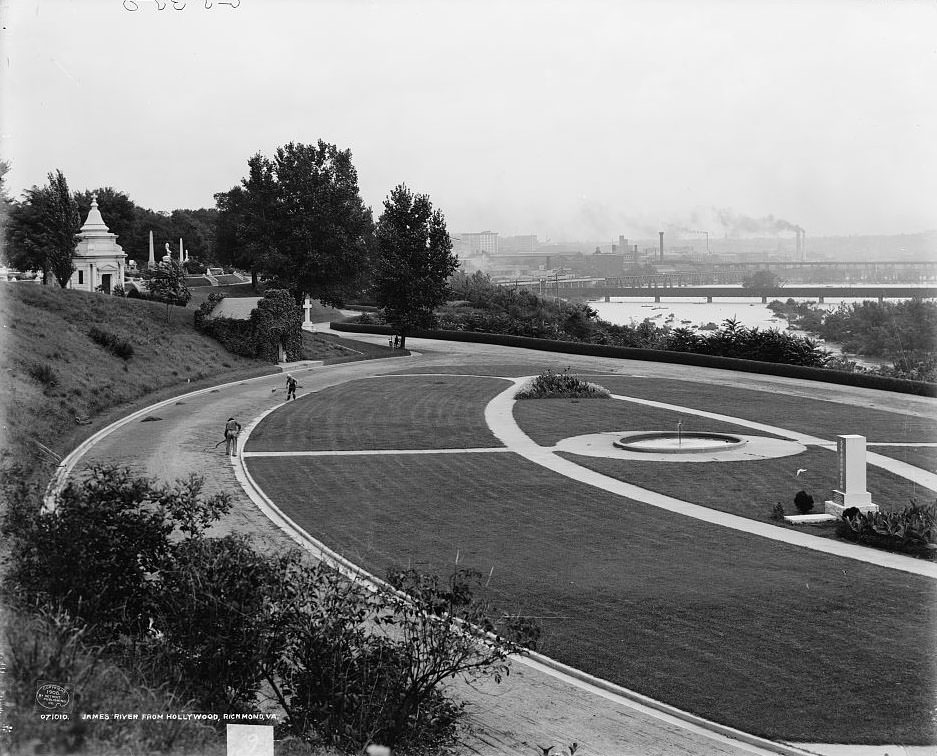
[
  {"xmin": 152, "ymin": 534, "xmax": 293, "ymax": 713},
  {"xmin": 770, "ymin": 502, "xmax": 786, "ymax": 521},
  {"xmin": 270, "ymin": 565, "xmax": 519, "ymax": 752},
  {"xmin": 88, "ymin": 326, "xmax": 135, "ymax": 359},
  {"xmin": 794, "ymin": 490, "xmax": 815, "ymax": 514},
  {"xmin": 3, "ymin": 465, "xmax": 231, "ymax": 640},
  {"xmin": 27, "ymin": 362, "xmax": 59, "ymax": 388},
  {"xmin": 837, "ymin": 501, "xmax": 937, "ymax": 558},
  {"xmin": 516, "ymin": 368, "xmax": 611, "ymax": 400}
]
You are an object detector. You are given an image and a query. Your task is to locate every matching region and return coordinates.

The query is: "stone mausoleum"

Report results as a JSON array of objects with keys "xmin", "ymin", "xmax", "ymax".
[{"xmin": 68, "ymin": 196, "xmax": 127, "ymax": 294}]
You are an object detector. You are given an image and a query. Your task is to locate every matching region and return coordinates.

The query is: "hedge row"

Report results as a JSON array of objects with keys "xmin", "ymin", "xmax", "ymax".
[{"xmin": 330, "ymin": 321, "xmax": 937, "ymax": 397}]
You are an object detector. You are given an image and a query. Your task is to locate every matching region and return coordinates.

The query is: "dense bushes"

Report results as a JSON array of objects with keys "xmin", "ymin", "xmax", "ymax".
[
  {"xmin": 441, "ymin": 272, "xmax": 829, "ymax": 368},
  {"xmin": 515, "ymin": 368, "xmax": 610, "ymax": 400},
  {"xmin": 770, "ymin": 298, "xmax": 937, "ymax": 382},
  {"xmin": 3, "ymin": 466, "xmax": 524, "ymax": 753},
  {"xmin": 88, "ymin": 325, "xmax": 135, "ymax": 359},
  {"xmin": 4, "ymin": 466, "xmax": 232, "ymax": 639},
  {"xmin": 194, "ymin": 289, "xmax": 302, "ymax": 363},
  {"xmin": 837, "ymin": 502, "xmax": 937, "ymax": 559}
]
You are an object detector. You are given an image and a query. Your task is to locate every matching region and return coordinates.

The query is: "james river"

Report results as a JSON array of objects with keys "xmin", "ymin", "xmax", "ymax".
[{"xmin": 586, "ymin": 287, "xmax": 934, "ymax": 365}]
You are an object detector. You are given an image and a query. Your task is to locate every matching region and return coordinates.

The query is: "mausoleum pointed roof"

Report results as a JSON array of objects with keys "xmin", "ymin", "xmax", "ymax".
[{"xmin": 80, "ymin": 196, "xmax": 111, "ymax": 235}]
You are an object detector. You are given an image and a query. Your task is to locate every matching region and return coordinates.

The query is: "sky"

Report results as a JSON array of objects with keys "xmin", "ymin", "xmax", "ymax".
[{"xmin": 1, "ymin": 0, "xmax": 936, "ymax": 242}]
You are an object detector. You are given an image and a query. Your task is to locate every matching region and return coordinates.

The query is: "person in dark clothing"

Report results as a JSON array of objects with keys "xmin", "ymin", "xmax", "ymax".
[
  {"xmin": 224, "ymin": 417, "xmax": 242, "ymax": 457},
  {"xmin": 286, "ymin": 374, "xmax": 297, "ymax": 401}
]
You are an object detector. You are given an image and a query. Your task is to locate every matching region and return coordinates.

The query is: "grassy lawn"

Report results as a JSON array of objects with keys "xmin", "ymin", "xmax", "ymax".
[
  {"xmin": 302, "ymin": 330, "xmax": 403, "ymax": 363},
  {"xmin": 246, "ymin": 375, "xmax": 510, "ymax": 452},
  {"xmin": 514, "ymin": 396, "xmax": 790, "ymax": 446},
  {"xmin": 560, "ymin": 446, "xmax": 936, "ymax": 528},
  {"xmin": 588, "ymin": 375, "xmax": 937, "ymax": 463},
  {"xmin": 245, "ymin": 451, "xmax": 937, "ymax": 744},
  {"xmin": 510, "ymin": 397, "xmax": 936, "ymax": 521}
]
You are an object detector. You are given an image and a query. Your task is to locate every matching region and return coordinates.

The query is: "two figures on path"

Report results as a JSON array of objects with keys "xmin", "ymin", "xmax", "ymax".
[{"xmin": 224, "ymin": 374, "xmax": 296, "ymax": 459}]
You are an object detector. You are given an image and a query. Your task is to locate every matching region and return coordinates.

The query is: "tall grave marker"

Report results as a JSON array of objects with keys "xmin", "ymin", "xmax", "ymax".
[{"xmin": 824, "ymin": 434, "xmax": 879, "ymax": 516}]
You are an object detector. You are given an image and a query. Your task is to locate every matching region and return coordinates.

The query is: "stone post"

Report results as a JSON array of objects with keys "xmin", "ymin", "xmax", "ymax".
[
  {"xmin": 301, "ymin": 296, "xmax": 313, "ymax": 330},
  {"xmin": 148, "ymin": 231, "xmax": 155, "ymax": 269},
  {"xmin": 824, "ymin": 435, "xmax": 879, "ymax": 516}
]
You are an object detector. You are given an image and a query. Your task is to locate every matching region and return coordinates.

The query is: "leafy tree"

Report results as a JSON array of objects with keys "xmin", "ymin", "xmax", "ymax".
[
  {"xmin": 0, "ymin": 161, "xmax": 12, "ymax": 259},
  {"xmin": 742, "ymin": 269, "xmax": 782, "ymax": 290},
  {"xmin": 142, "ymin": 258, "xmax": 191, "ymax": 320},
  {"xmin": 44, "ymin": 171, "xmax": 80, "ymax": 287},
  {"xmin": 170, "ymin": 207, "xmax": 217, "ymax": 263},
  {"xmin": 231, "ymin": 141, "xmax": 374, "ymax": 305},
  {"xmin": 4, "ymin": 170, "xmax": 80, "ymax": 285},
  {"xmin": 373, "ymin": 184, "xmax": 458, "ymax": 349},
  {"xmin": 4, "ymin": 195, "xmax": 45, "ymax": 274},
  {"xmin": 213, "ymin": 154, "xmax": 280, "ymax": 288}
]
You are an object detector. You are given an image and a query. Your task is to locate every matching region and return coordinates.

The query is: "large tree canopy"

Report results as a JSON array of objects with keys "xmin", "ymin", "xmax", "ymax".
[
  {"xmin": 4, "ymin": 170, "xmax": 80, "ymax": 286},
  {"xmin": 219, "ymin": 141, "xmax": 373, "ymax": 306},
  {"xmin": 373, "ymin": 184, "xmax": 458, "ymax": 349}
]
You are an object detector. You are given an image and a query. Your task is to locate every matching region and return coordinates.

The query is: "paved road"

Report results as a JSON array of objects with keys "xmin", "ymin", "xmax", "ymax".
[{"xmin": 71, "ymin": 330, "xmax": 936, "ymax": 756}]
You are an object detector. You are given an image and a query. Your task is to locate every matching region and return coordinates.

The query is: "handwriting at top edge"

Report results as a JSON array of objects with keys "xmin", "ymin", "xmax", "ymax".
[{"xmin": 122, "ymin": 0, "xmax": 240, "ymax": 10}]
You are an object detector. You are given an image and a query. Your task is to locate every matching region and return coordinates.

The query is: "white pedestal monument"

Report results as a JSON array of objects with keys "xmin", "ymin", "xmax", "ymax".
[
  {"xmin": 824, "ymin": 435, "xmax": 879, "ymax": 516},
  {"xmin": 302, "ymin": 295, "xmax": 315, "ymax": 331}
]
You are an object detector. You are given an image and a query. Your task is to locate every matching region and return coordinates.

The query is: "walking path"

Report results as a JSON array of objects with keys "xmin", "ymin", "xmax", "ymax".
[{"xmin": 56, "ymin": 329, "xmax": 937, "ymax": 756}]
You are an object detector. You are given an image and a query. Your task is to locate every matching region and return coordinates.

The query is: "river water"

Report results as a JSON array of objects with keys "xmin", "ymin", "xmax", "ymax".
[{"xmin": 586, "ymin": 294, "xmax": 919, "ymax": 366}]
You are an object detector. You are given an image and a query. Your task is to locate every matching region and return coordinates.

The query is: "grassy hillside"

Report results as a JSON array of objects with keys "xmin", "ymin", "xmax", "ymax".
[{"xmin": 0, "ymin": 283, "xmax": 278, "ymax": 488}]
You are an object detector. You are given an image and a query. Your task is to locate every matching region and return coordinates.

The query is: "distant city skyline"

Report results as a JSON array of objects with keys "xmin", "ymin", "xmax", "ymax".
[{"xmin": 2, "ymin": 1, "xmax": 935, "ymax": 241}]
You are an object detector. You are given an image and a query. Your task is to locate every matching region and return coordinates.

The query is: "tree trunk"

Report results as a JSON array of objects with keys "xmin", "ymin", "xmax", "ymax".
[
  {"xmin": 399, "ymin": 334, "xmax": 406, "ymax": 350},
  {"xmin": 251, "ymin": 268, "xmax": 258, "ymax": 290}
]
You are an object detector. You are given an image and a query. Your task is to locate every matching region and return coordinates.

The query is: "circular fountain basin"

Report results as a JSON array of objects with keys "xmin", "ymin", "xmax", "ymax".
[{"xmin": 613, "ymin": 431, "xmax": 747, "ymax": 454}]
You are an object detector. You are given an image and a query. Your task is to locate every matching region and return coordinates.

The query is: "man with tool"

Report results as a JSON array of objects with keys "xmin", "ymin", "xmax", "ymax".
[{"xmin": 224, "ymin": 417, "xmax": 242, "ymax": 457}]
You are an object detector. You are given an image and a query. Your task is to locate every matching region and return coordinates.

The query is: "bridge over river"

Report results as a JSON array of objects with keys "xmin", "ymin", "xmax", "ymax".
[{"xmin": 513, "ymin": 283, "xmax": 937, "ymax": 303}]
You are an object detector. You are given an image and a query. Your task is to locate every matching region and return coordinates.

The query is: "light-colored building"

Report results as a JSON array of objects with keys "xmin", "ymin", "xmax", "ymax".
[
  {"xmin": 454, "ymin": 231, "xmax": 500, "ymax": 256},
  {"xmin": 68, "ymin": 196, "xmax": 127, "ymax": 294}
]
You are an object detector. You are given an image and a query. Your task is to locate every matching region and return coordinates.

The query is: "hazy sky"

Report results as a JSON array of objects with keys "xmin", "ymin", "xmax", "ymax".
[{"xmin": 2, "ymin": 0, "xmax": 935, "ymax": 241}]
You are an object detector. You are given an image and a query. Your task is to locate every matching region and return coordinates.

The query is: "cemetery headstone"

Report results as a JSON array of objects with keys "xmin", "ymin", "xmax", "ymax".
[{"xmin": 824, "ymin": 434, "xmax": 879, "ymax": 516}]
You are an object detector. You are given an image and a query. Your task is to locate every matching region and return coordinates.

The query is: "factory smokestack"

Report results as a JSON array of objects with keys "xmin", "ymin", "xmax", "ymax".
[
  {"xmin": 796, "ymin": 229, "xmax": 807, "ymax": 262},
  {"xmin": 659, "ymin": 231, "xmax": 664, "ymax": 261}
]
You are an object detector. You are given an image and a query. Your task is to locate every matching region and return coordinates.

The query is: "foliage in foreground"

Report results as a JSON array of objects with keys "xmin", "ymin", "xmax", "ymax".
[
  {"xmin": 2, "ymin": 466, "xmax": 524, "ymax": 754},
  {"xmin": 515, "ymin": 369, "xmax": 611, "ymax": 400},
  {"xmin": 837, "ymin": 501, "xmax": 937, "ymax": 559}
]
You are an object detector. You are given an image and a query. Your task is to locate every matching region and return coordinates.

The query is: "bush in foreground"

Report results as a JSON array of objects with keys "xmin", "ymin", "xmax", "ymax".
[
  {"xmin": 3, "ymin": 465, "xmax": 232, "ymax": 640},
  {"xmin": 4, "ymin": 467, "xmax": 524, "ymax": 754},
  {"xmin": 515, "ymin": 368, "xmax": 610, "ymax": 400}
]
